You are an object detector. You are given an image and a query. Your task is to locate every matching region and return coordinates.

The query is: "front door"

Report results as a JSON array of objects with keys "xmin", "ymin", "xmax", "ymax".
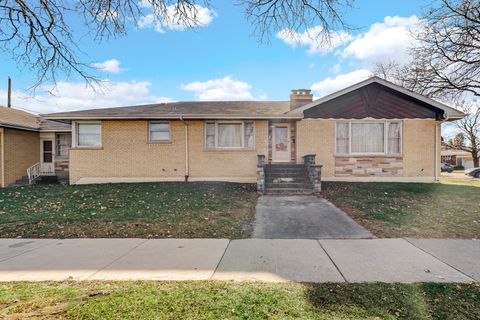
[
  {"xmin": 272, "ymin": 125, "xmax": 291, "ymax": 162},
  {"xmin": 41, "ymin": 140, "xmax": 55, "ymax": 175}
]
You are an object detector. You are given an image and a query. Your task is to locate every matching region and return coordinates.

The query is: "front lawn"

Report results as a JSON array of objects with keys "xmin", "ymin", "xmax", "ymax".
[
  {"xmin": 0, "ymin": 282, "xmax": 478, "ymax": 319},
  {"xmin": 0, "ymin": 182, "xmax": 257, "ymax": 239},
  {"xmin": 321, "ymin": 181, "xmax": 480, "ymax": 238}
]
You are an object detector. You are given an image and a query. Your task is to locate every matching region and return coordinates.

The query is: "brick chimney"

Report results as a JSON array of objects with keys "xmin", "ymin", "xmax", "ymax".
[{"xmin": 290, "ymin": 89, "xmax": 313, "ymax": 110}]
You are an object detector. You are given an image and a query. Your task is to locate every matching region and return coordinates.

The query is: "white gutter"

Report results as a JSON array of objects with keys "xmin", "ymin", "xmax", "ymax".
[{"xmin": 180, "ymin": 115, "xmax": 189, "ymax": 181}]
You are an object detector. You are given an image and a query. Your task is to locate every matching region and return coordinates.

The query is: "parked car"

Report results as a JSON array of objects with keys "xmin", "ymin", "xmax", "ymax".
[
  {"xmin": 465, "ymin": 167, "xmax": 480, "ymax": 178},
  {"xmin": 441, "ymin": 163, "xmax": 454, "ymax": 173}
]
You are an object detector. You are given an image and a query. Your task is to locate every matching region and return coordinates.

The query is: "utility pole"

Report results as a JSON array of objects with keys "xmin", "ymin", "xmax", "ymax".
[{"xmin": 7, "ymin": 77, "xmax": 12, "ymax": 108}]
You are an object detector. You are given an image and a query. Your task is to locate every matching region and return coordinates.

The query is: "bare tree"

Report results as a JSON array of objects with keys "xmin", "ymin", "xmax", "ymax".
[
  {"xmin": 372, "ymin": 0, "xmax": 480, "ymax": 167},
  {"xmin": 454, "ymin": 102, "xmax": 480, "ymax": 167},
  {"xmin": 406, "ymin": 0, "xmax": 480, "ymax": 98},
  {"xmin": 0, "ymin": 0, "xmax": 353, "ymax": 87},
  {"xmin": 240, "ymin": 0, "xmax": 353, "ymax": 42}
]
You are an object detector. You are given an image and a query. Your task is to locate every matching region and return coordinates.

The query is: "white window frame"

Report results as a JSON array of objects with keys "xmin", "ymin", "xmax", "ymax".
[
  {"xmin": 335, "ymin": 120, "xmax": 402, "ymax": 156},
  {"xmin": 205, "ymin": 120, "xmax": 255, "ymax": 150},
  {"xmin": 55, "ymin": 132, "xmax": 71, "ymax": 158},
  {"xmin": 148, "ymin": 121, "xmax": 171, "ymax": 143},
  {"xmin": 73, "ymin": 121, "xmax": 102, "ymax": 148}
]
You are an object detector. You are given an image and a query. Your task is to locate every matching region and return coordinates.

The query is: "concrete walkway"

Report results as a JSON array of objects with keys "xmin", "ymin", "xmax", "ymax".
[
  {"xmin": 0, "ymin": 238, "xmax": 478, "ymax": 283},
  {"xmin": 254, "ymin": 196, "xmax": 374, "ymax": 239}
]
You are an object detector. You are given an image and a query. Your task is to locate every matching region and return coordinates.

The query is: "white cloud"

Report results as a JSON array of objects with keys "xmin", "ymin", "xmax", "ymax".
[
  {"xmin": 342, "ymin": 15, "xmax": 420, "ymax": 64},
  {"xmin": 329, "ymin": 63, "xmax": 342, "ymax": 74},
  {"xmin": 277, "ymin": 26, "xmax": 352, "ymax": 54},
  {"xmin": 91, "ymin": 59, "xmax": 124, "ymax": 73},
  {"xmin": 137, "ymin": 4, "xmax": 216, "ymax": 33},
  {"xmin": 182, "ymin": 76, "xmax": 255, "ymax": 101},
  {"xmin": 311, "ymin": 69, "xmax": 371, "ymax": 97},
  {"xmin": 0, "ymin": 81, "xmax": 172, "ymax": 114}
]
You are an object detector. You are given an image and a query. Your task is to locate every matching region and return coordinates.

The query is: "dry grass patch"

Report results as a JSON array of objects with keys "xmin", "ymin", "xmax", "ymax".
[{"xmin": 321, "ymin": 181, "xmax": 480, "ymax": 238}]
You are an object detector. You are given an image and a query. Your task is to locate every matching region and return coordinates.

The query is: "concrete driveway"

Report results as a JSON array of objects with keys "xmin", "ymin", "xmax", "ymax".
[{"xmin": 253, "ymin": 196, "xmax": 374, "ymax": 239}]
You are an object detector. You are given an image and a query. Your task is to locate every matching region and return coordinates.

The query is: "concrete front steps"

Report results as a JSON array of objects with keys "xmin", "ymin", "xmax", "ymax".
[{"xmin": 264, "ymin": 164, "xmax": 314, "ymax": 195}]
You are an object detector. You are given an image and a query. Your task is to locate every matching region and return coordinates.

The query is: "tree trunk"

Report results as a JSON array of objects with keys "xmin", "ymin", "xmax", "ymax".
[{"xmin": 471, "ymin": 134, "xmax": 479, "ymax": 168}]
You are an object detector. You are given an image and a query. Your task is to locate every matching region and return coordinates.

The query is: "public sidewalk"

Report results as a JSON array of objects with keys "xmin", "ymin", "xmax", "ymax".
[{"xmin": 0, "ymin": 238, "xmax": 478, "ymax": 283}]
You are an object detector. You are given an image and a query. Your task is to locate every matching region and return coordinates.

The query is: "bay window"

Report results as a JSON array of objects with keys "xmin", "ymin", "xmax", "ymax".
[
  {"xmin": 76, "ymin": 122, "xmax": 102, "ymax": 147},
  {"xmin": 205, "ymin": 121, "xmax": 255, "ymax": 150},
  {"xmin": 336, "ymin": 121, "xmax": 402, "ymax": 155}
]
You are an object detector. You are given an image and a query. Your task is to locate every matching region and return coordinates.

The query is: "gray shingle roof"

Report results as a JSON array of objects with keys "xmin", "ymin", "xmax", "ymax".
[{"xmin": 42, "ymin": 101, "xmax": 297, "ymax": 119}]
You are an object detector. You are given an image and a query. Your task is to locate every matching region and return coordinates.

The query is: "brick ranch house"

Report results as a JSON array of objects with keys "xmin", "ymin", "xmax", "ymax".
[
  {"xmin": 0, "ymin": 106, "xmax": 70, "ymax": 187},
  {"xmin": 1, "ymin": 77, "xmax": 465, "ymax": 192}
]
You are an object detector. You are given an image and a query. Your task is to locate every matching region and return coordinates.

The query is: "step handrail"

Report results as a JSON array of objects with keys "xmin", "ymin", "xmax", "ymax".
[{"xmin": 27, "ymin": 162, "xmax": 41, "ymax": 184}]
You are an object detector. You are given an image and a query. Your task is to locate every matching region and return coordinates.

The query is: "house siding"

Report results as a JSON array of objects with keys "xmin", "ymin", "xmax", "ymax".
[
  {"xmin": 2, "ymin": 128, "xmax": 40, "ymax": 187},
  {"xmin": 296, "ymin": 119, "xmax": 439, "ymax": 182},
  {"xmin": 69, "ymin": 120, "xmax": 268, "ymax": 184}
]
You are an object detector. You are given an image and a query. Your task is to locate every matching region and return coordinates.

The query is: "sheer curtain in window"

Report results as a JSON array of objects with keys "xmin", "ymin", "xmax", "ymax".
[
  {"xmin": 78, "ymin": 123, "xmax": 101, "ymax": 147},
  {"xmin": 218, "ymin": 123, "xmax": 242, "ymax": 147},
  {"xmin": 388, "ymin": 122, "xmax": 401, "ymax": 154},
  {"xmin": 205, "ymin": 122, "xmax": 215, "ymax": 149},
  {"xmin": 351, "ymin": 123, "xmax": 384, "ymax": 153},
  {"xmin": 336, "ymin": 123, "xmax": 349, "ymax": 153}
]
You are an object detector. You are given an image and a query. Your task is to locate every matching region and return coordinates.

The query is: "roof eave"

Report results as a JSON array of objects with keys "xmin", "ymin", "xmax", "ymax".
[
  {"xmin": 287, "ymin": 76, "xmax": 467, "ymax": 119},
  {"xmin": 0, "ymin": 123, "xmax": 39, "ymax": 132}
]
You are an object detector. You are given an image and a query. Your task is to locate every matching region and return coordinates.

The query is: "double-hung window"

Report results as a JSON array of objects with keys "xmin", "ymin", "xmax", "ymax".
[
  {"xmin": 205, "ymin": 121, "xmax": 255, "ymax": 150},
  {"xmin": 336, "ymin": 121, "xmax": 402, "ymax": 155},
  {"xmin": 76, "ymin": 122, "xmax": 102, "ymax": 147},
  {"xmin": 149, "ymin": 121, "xmax": 170, "ymax": 142}
]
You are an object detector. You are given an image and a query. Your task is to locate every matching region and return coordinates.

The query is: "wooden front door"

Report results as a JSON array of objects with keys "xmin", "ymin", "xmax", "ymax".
[{"xmin": 272, "ymin": 124, "xmax": 291, "ymax": 162}]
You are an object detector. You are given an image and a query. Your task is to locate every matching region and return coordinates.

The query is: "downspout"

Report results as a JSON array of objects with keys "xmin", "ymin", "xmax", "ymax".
[
  {"xmin": 180, "ymin": 115, "xmax": 189, "ymax": 181},
  {"xmin": 435, "ymin": 123, "xmax": 438, "ymax": 181}
]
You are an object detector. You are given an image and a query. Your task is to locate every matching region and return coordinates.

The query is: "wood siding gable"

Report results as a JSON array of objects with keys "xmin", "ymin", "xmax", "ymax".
[{"xmin": 303, "ymin": 82, "xmax": 444, "ymax": 120}]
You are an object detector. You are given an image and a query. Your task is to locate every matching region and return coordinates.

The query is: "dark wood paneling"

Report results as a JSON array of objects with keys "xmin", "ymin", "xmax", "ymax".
[{"xmin": 304, "ymin": 83, "xmax": 443, "ymax": 119}]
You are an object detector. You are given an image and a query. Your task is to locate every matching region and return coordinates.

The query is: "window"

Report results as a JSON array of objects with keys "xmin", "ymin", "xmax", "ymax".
[
  {"xmin": 351, "ymin": 123, "xmax": 385, "ymax": 153},
  {"xmin": 388, "ymin": 122, "xmax": 401, "ymax": 154},
  {"xmin": 205, "ymin": 121, "xmax": 255, "ymax": 150},
  {"xmin": 76, "ymin": 122, "xmax": 101, "ymax": 147},
  {"xmin": 336, "ymin": 121, "xmax": 402, "ymax": 155},
  {"xmin": 336, "ymin": 122, "xmax": 349, "ymax": 154},
  {"xmin": 149, "ymin": 121, "xmax": 170, "ymax": 142},
  {"xmin": 43, "ymin": 140, "xmax": 53, "ymax": 163},
  {"xmin": 55, "ymin": 133, "xmax": 71, "ymax": 158}
]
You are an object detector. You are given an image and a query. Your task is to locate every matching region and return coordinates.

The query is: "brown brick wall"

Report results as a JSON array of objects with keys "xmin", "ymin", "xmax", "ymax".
[
  {"xmin": 2, "ymin": 128, "xmax": 40, "ymax": 186},
  {"xmin": 69, "ymin": 120, "xmax": 268, "ymax": 184}
]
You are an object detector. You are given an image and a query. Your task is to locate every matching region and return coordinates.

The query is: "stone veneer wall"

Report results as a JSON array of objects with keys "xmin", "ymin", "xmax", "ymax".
[
  {"xmin": 55, "ymin": 159, "xmax": 69, "ymax": 179},
  {"xmin": 335, "ymin": 156, "xmax": 403, "ymax": 177}
]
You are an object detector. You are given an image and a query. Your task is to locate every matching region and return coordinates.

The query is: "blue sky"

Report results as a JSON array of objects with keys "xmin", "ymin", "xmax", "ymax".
[{"xmin": 0, "ymin": 0, "xmax": 431, "ymax": 113}]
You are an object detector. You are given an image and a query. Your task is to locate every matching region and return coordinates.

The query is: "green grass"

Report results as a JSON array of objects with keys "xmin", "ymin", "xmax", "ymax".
[
  {"xmin": 0, "ymin": 182, "xmax": 257, "ymax": 239},
  {"xmin": 0, "ymin": 282, "xmax": 478, "ymax": 319},
  {"xmin": 321, "ymin": 182, "xmax": 480, "ymax": 238}
]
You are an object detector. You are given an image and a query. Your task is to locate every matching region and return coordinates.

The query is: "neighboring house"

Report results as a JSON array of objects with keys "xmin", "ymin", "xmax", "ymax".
[
  {"xmin": 0, "ymin": 106, "xmax": 71, "ymax": 187},
  {"xmin": 38, "ymin": 77, "xmax": 465, "ymax": 191},
  {"xmin": 441, "ymin": 143, "xmax": 475, "ymax": 169}
]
